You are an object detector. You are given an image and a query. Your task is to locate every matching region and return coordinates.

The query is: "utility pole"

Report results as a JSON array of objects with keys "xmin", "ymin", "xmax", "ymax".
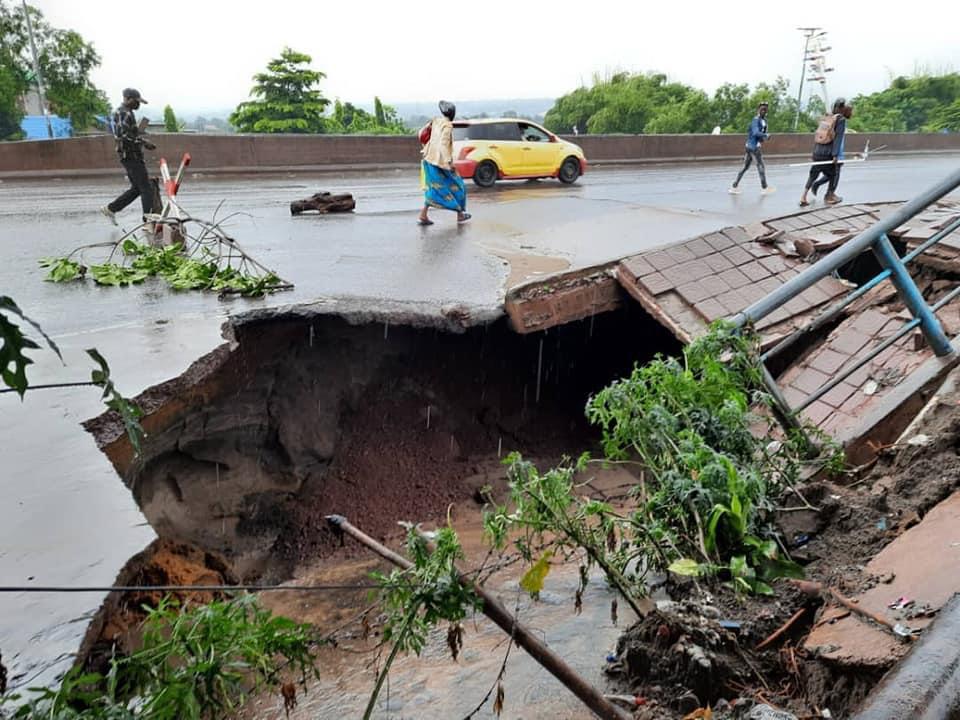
[
  {"xmin": 21, "ymin": 0, "xmax": 53, "ymax": 138},
  {"xmin": 794, "ymin": 28, "xmax": 833, "ymax": 130}
]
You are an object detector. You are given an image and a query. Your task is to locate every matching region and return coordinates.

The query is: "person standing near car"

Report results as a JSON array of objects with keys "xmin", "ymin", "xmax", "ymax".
[
  {"xmin": 100, "ymin": 88, "xmax": 156, "ymax": 225},
  {"xmin": 418, "ymin": 100, "xmax": 471, "ymax": 226},
  {"xmin": 799, "ymin": 98, "xmax": 851, "ymax": 207},
  {"xmin": 729, "ymin": 102, "xmax": 775, "ymax": 195}
]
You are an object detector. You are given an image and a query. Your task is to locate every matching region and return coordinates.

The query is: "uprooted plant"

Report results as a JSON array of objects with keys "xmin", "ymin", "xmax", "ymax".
[
  {"xmin": 484, "ymin": 321, "xmax": 835, "ymax": 607},
  {"xmin": 0, "ymin": 595, "xmax": 321, "ymax": 720},
  {"xmin": 39, "ymin": 211, "xmax": 292, "ymax": 298},
  {"xmin": 368, "ymin": 523, "xmax": 481, "ymax": 720}
]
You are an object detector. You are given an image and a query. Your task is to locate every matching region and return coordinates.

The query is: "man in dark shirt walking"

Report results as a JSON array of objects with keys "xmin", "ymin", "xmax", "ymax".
[
  {"xmin": 100, "ymin": 88, "xmax": 156, "ymax": 225},
  {"xmin": 799, "ymin": 98, "xmax": 852, "ymax": 207}
]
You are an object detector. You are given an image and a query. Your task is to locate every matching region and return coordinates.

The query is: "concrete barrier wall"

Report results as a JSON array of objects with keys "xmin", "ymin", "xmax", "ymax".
[{"xmin": 2, "ymin": 132, "xmax": 959, "ymax": 177}]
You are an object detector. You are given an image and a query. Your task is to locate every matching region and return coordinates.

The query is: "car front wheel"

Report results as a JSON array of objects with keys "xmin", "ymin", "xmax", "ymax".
[
  {"xmin": 558, "ymin": 156, "xmax": 581, "ymax": 184},
  {"xmin": 473, "ymin": 160, "xmax": 498, "ymax": 188}
]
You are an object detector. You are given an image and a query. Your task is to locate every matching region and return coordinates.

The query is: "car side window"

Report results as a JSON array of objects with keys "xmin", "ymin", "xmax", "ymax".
[
  {"xmin": 490, "ymin": 122, "xmax": 521, "ymax": 141},
  {"xmin": 520, "ymin": 123, "xmax": 550, "ymax": 142}
]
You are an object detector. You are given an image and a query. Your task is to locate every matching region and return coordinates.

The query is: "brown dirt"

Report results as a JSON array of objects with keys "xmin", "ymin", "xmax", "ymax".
[
  {"xmin": 76, "ymin": 538, "xmax": 236, "ymax": 676},
  {"xmin": 609, "ymin": 390, "xmax": 960, "ymax": 719},
  {"xmin": 269, "ymin": 372, "xmax": 575, "ymax": 567}
]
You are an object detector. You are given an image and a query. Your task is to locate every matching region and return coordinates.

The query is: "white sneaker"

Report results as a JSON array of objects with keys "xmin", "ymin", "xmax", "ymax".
[
  {"xmin": 761, "ymin": 186, "xmax": 777, "ymax": 195},
  {"xmin": 728, "ymin": 186, "xmax": 741, "ymax": 195},
  {"xmin": 100, "ymin": 206, "xmax": 117, "ymax": 226}
]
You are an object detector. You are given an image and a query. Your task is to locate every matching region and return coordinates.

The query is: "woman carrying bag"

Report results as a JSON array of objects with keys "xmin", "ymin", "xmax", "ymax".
[{"xmin": 418, "ymin": 100, "xmax": 471, "ymax": 226}]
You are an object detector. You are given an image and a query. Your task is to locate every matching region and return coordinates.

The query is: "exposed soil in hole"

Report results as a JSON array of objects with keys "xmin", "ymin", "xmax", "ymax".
[{"xmin": 76, "ymin": 538, "xmax": 236, "ymax": 677}]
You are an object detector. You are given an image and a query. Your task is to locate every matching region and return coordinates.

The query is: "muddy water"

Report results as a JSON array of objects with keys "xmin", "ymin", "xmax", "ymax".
[{"xmin": 247, "ymin": 471, "xmax": 644, "ymax": 720}]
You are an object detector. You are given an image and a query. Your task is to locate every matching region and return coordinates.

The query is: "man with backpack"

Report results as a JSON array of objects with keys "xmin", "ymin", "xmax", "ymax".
[
  {"xmin": 799, "ymin": 98, "xmax": 852, "ymax": 207},
  {"xmin": 729, "ymin": 102, "xmax": 775, "ymax": 194}
]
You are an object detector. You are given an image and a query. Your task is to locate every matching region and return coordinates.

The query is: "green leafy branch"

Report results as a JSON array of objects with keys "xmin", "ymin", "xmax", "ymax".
[
  {"xmin": 2, "ymin": 594, "xmax": 321, "ymax": 719},
  {"xmin": 42, "ymin": 237, "xmax": 287, "ymax": 298}
]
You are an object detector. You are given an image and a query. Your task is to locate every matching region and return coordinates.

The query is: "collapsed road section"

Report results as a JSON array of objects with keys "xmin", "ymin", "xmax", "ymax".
[{"xmin": 79, "ymin": 190, "xmax": 960, "ymax": 717}]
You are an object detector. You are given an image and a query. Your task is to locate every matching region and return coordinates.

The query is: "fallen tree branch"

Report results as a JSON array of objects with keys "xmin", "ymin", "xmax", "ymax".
[{"xmin": 325, "ymin": 514, "xmax": 632, "ymax": 720}]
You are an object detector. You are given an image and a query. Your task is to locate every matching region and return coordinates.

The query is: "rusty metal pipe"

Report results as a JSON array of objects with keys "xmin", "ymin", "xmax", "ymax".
[
  {"xmin": 851, "ymin": 593, "xmax": 960, "ymax": 720},
  {"xmin": 325, "ymin": 514, "xmax": 632, "ymax": 720}
]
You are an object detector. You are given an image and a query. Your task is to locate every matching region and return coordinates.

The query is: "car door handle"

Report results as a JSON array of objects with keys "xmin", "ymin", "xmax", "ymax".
[
  {"xmin": 489, "ymin": 145, "xmax": 499, "ymax": 149},
  {"xmin": 522, "ymin": 147, "xmax": 532, "ymax": 151}
]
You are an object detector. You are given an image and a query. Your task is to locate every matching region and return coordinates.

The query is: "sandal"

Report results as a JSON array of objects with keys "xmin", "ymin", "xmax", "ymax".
[
  {"xmin": 417, "ymin": 218, "xmax": 434, "ymax": 226},
  {"xmin": 457, "ymin": 213, "xmax": 472, "ymax": 223},
  {"xmin": 798, "ymin": 200, "xmax": 810, "ymax": 207}
]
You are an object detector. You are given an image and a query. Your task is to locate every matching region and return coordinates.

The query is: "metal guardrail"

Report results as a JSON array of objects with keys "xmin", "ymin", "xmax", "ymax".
[{"xmin": 732, "ymin": 166, "xmax": 960, "ymax": 437}]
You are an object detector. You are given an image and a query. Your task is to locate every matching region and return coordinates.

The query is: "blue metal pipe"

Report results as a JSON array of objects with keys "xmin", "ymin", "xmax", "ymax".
[
  {"xmin": 872, "ymin": 234, "xmax": 952, "ymax": 357},
  {"xmin": 733, "ymin": 166, "xmax": 960, "ymax": 328}
]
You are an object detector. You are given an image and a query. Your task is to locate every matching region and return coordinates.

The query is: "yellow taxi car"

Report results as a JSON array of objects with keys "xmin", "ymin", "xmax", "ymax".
[{"xmin": 452, "ymin": 118, "xmax": 587, "ymax": 188}]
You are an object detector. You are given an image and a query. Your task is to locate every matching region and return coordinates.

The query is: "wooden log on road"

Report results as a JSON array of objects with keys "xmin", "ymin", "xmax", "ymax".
[{"xmin": 290, "ymin": 192, "xmax": 356, "ymax": 215}]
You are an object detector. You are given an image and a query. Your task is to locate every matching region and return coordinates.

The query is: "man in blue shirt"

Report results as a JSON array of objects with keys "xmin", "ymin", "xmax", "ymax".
[{"xmin": 730, "ymin": 102, "xmax": 775, "ymax": 194}]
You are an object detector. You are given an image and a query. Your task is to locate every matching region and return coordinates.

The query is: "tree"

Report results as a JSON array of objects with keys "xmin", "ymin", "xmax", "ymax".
[
  {"xmin": 0, "ymin": 0, "xmax": 109, "ymax": 132},
  {"xmin": 374, "ymin": 96, "xmax": 385, "ymax": 126},
  {"xmin": 229, "ymin": 48, "xmax": 330, "ymax": 134},
  {"xmin": 327, "ymin": 97, "xmax": 409, "ymax": 135},
  {"xmin": 163, "ymin": 104, "xmax": 181, "ymax": 132},
  {"xmin": 850, "ymin": 73, "xmax": 960, "ymax": 132}
]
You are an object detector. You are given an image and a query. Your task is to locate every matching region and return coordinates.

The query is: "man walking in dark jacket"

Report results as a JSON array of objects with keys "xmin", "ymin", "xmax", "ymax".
[
  {"xmin": 730, "ymin": 102, "xmax": 775, "ymax": 194},
  {"xmin": 100, "ymin": 88, "xmax": 156, "ymax": 225},
  {"xmin": 799, "ymin": 98, "xmax": 852, "ymax": 206}
]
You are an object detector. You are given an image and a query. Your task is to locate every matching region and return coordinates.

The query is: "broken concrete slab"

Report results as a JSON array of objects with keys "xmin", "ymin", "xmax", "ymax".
[
  {"xmin": 616, "ymin": 224, "xmax": 849, "ymax": 345},
  {"xmin": 504, "ymin": 263, "xmax": 623, "ymax": 334},
  {"xmin": 804, "ymin": 489, "xmax": 960, "ymax": 669}
]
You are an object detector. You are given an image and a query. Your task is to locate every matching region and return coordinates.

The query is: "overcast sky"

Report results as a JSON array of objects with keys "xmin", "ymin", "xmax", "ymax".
[{"xmin": 32, "ymin": 0, "xmax": 960, "ymax": 116}]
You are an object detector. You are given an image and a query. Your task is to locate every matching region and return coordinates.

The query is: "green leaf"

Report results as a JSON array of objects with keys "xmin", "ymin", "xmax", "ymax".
[
  {"xmin": 39, "ymin": 257, "xmax": 86, "ymax": 282},
  {"xmin": 0, "ymin": 312, "xmax": 36, "ymax": 398},
  {"xmin": 520, "ymin": 551, "xmax": 553, "ymax": 597},
  {"xmin": 668, "ymin": 558, "xmax": 704, "ymax": 577},
  {"xmin": 729, "ymin": 555, "xmax": 751, "ymax": 579}
]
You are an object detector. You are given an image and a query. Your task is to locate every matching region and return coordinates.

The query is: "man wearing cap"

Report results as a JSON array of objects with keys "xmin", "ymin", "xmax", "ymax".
[
  {"xmin": 100, "ymin": 88, "xmax": 156, "ymax": 225},
  {"xmin": 729, "ymin": 102, "xmax": 775, "ymax": 195}
]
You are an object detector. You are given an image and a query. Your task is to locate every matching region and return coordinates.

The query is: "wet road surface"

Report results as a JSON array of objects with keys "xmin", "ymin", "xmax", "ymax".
[{"xmin": 1, "ymin": 155, "xmax": 958, "ymax": 690}]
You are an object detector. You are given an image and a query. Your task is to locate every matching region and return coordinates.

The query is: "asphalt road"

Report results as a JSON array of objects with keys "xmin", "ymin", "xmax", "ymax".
[{"xmin": 1, "ymin": 154, "xmax": 959, "ymax": 691}]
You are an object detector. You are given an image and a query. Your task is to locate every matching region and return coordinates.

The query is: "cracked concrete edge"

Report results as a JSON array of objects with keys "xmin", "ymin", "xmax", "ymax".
[{"xmin": 229, "ymin": 296, "xmax": 505, "ymax": 334}]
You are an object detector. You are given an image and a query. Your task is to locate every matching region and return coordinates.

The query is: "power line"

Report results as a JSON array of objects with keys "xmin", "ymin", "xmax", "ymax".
[{"xmin": 0, "ymin": 584, "xmax": 379, "ymax": 593}]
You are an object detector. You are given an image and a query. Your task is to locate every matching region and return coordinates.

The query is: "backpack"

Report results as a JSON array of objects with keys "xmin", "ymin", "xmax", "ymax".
[
  {"xmin": 814, "ymin": 114, "xmax": 839, "ymax": 145},
  {"xmin": 418, "ymin": 122, "xmax": 432, "ymax": 146}
]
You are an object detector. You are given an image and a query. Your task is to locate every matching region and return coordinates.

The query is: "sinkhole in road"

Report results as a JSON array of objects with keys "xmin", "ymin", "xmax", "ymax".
[{"xmin": 88, "ymin": 304, "xmax": 682, "ymax": 585}]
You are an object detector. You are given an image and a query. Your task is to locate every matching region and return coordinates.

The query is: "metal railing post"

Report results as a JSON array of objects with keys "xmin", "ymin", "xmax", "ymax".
[{"xmin": 871, "ymin": 234, "xmax": 953, "ymax": 357}]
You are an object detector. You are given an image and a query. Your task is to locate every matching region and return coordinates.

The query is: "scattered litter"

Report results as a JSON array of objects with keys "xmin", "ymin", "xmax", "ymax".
[
  {"xmin": 821, "ymin": 711, "xmax": 833, "ymax": 719},
  {"xmin": 606, "ymin": 653, "xmax": 618, "ymax": 663},
  {"xmin": 718, "ymin": 620, "xmax": 741, "ymax": 632},
  {"xmin": 907, "ymin": 434, "xmax": 932, "ymax": 447},
  {"xmin": 794, "ymin": 533, "xmax": 811, "ymax": 548},
  {"xmin": 863, "ymin": 380, "xmax": 879, "ymax": 396},
  {"xmin": 888, "ymin": 596, "xmax": 914, "ymax": 611},
  {"xmin": 748, "ymin": 704, "xmax": 799, "ymax": 720},
  {"xmin": 829, "ymin": 495, "xmax": 842, "ymax": 501},
  {"xmin": 604, "ymin": 694, "xmax": 646, "ymax": 708},
  {"xmin": 876, "ymin": 517, "xmax": 889, "ymax": 531},
  {"xmin": 893, "ymin": 623, "xmax": 919, "ymax": 639}
]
